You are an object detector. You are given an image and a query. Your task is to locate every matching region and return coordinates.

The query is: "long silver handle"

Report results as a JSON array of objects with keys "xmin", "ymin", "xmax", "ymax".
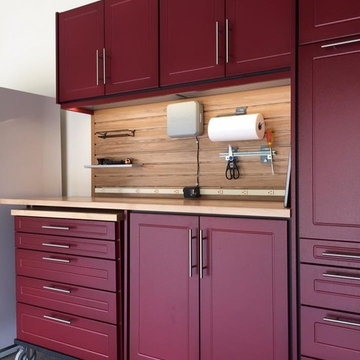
[
  {"xmin": 96, "ymin": 49, "xmax": 99, "ymax": 85},
  {"xmin": 42, "ymin": 243, "xmax": 70, "ymax": 249},
  {"xmin": 323, "ymin": 273, "xmax": 360, "ymax": 281},
  {"xmin": 322, "ymin": 251, "xmax": 360, "ymax": 260},
  {"xmin": 43, "ymin": 315, "xmax": 71, "ymax": 325},
  {"xmin": 42, "ymin": 257, "xmax": 71, "ymax": 263},
  {"xmin": 199, "ymin": 229, "xmax": 204, "ymax": 279},
  {"xmin": 215, "ymin": 21, "xmax": 219, "ymax": 65},
  {"xmin": 189, "ymin": 229, "xmax": 193, "ymax": 278},
  {"xmin": 225, "ymin": 19, "xmax": 229, "ymax": 63},
  {"xmin": 103, "ymin": 48, "xmax": 106, "ymax": 85},
  {"xmin": 321, "ymin": 38, "xmax": 360, "ymax": 49},
  {"xmin": 323, "ymin": 316, "xmax": 360, "ymax": 328},
  {"xmin": 43, "ymin": 285, "xmax": 71, "ymax": 294},
  {"xmin": 41, "ymin": 225, "xmax": 70, "ymax": 231}
]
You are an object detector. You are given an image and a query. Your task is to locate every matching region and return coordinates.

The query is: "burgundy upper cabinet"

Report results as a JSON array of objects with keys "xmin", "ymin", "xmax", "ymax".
[
  {"xmin": 160, "ymin": 0, "xmax": 225, "ymax": 86},
  {"xmin": 298, "ymin": 39, "xmax": 360, "ymax": 241},
  {"xmin": 57, "ymin": 2, "xmax": 105, "ymax": 103},
  {"xmin": 200, "ymin": 216, "xmax": 288, "ymax": 360},
  {"xmin": 299, "ymin": 0, "xmax": 360, "ymax": 45},
  {"xmin": 104, "ymin": 0, "xmax": 158, "ymax": 94},
  {"xmin": 226, "ymin": 0, "xmax": 292, "ymax": 76},
  {"xmin": 57, "ymin": 0, "xmax": 158, "ymax": 103}
]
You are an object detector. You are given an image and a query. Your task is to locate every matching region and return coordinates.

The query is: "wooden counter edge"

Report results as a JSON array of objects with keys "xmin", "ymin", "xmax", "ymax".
[
  {"xmin": 10, "ymin": 209, "xmax": 121, "ymax": 222},
  {"xmin": 1, "ymin": 198, "xmax": 290, "ymax": 218}
]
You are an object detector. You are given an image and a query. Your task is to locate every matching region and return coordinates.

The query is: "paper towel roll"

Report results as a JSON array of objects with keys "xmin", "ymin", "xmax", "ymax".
[{"xmin": 208, "ymin": 113, "xmax": 265, "ymax": 141}]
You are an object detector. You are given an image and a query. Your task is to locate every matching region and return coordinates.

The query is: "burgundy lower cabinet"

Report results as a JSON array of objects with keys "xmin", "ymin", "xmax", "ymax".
[
  {"xmin": 17, "ymin": 303, "xmax": 117, "ymax": 360},
  {"xmin": 16, "ymin": 276, "xmax": 117, "ymax": 324},
  {"xmin": 129, "ymin": 213, "xmax": 288, "ymax": 360},
  {"xmin": 14, "ymin": 214, "xmax": 122, "ymax": 360},
  {"xmin": 302, "ymin": 306, "xmax": 360, "ymax": 360}
]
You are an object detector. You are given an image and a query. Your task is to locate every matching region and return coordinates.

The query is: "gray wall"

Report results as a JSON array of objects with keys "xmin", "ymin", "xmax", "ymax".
[{"xmin": 0, "ymin": 87, "xmax": 62, "ymax": 348}]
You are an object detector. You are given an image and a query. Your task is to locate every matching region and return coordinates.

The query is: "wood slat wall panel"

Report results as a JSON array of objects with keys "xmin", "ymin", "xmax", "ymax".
[{"xmin": 92, "ymin": 85, "xmax": 291, "ymax": 197}]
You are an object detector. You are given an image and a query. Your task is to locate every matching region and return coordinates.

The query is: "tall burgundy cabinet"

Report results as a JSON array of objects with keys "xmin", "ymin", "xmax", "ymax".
[
  {"xmin": 130, "ymin": 213, "xmax": 288, "ymax": 360},
  {"xmin": 298, "ymin": 40, "xmax": 360, "ymax": 241},
  {"xmin": 57, "ymin": 2, "xmax": 105, "ymax": 102},
  {"xmin": 298, "ymin": 2, "xmax": 360, "ymax": 358},
  {"xmin": 299, "ymin": 0, "xmax": 360, "ymax": 44}
]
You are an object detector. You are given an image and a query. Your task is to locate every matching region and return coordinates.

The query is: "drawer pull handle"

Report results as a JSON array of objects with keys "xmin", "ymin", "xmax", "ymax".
[
  {"xmin": 323, "ymin": 273, "xmax": 360, "ymax": 281},
  {"xmin": 42, "ymin": 257, "xmax": 71, "ymax": 263},
  {"xmin": 321, "ymin": 38, "xmax": 360, "ymax": 49},
  {"xmin": 41, "ymin": 225, "xmax": 70, "ymax": 231},
  {"xmin": 322, "ymin": 251, "xmax": 360, "ymax": 260},
  {"xmin": 323, "ymin": 316, "xmax": 360, "ymax": 328},
  {"xmin": 43, "ymin": 286, "xmax": 71, "ymax": 294},
  {"xmin": 42, "ymin": 243, "xmax": 70, "ymax": 249},
  {"xmin": 43, "ymin": 315, "xmax": 71, "ymax": 325}
]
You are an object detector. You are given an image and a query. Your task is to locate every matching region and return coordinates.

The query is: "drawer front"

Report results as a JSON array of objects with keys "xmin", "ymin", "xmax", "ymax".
[
  {"xmin": 15, "ymin": 216, "xmax": 116, "ymax": 240},
  {"xmin": 17, "ymin": 276, "xmax": 117, "ymax": 324},
  {"xmin": 302, "ymin": 306, "xmax": 360, "ymax": 360},
  {"xmin": 17, "ymin": 303, "xmax": 117, "ymax": 360},
  {"xmin": 301, "ymin": 238, "xmax": 360, "ymax": 268},
  {"xmin": 301, "ymin": 264, "xmax": 360, "ymax": 314},
  {"xmin": 16, "ymin": 233, "xmax": 116, "ymax": 259},
  {"xmin": 16, "ymin": 249, "xmax": 116, "ymax": 291}
]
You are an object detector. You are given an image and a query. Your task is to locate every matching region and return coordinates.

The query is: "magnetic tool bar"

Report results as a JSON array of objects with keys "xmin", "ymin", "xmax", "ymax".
[{"xmin": 219, "ymin": 145, "xmax": 276, "ymax": 159}]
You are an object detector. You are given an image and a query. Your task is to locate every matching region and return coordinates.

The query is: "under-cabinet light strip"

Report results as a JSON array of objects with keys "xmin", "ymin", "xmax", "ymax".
[{"xmin": 95, "ymin": 187, "xmax": 285, "ymax": 197}]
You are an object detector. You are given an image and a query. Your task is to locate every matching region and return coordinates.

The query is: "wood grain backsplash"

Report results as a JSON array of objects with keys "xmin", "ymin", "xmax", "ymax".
[{"xmin": 92, "ymin": 85, "xmax": 290, "ymax": 197}]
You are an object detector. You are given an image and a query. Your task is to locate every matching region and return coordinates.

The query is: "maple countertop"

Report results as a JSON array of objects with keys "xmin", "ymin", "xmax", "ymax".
[{"xmin": 0, "ymin": 197, "xmax": 290, "ymax": 218}]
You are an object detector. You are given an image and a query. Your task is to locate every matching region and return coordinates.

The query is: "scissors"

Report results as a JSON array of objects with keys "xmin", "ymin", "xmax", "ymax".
[{"xmin": 225, "ymin": 146, "xmax": 240, "ymax": 180}]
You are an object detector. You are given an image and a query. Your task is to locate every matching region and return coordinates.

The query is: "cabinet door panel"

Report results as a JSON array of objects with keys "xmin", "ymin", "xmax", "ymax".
[
  {"xmin": 160, "ymin": 0, "xmax": 225, "ymax": 85},
  {"xmin": 105, "ymin": 0, "xmax": 158, "ymax": 94},
  {"xmin": 200, "ymin": 217, "xmax": 288, "ymax": 360},
  {"xmin": 299, "ymin": 0, "xmax": 360, "ymax": 44},
  {"xmin": 298, "ymin": 40, "xmax": 360, "ymax": 241},
  {"xmin": 226, "ymin": 0, "xmax": 292, "ymax": 76},
  {"xmin": 58, "ymin": 2, "xmax": 104, "ymax": 102},
  {"xmin": 129, "ymin": 213, "xmax": 199, "ymax": 360}
]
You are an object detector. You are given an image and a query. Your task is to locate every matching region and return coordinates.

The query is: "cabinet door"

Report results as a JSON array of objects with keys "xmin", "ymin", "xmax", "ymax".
[
  {"xmin": 104, "ymin": 0, "xmax": 158, "ymax": 94},
  {"xmin": 160, "ymin": 0, "xmax": 225, "ymax": 86},
  {"xmin": 225, "ymin": 0, "xmax": 292, "ymax": 76},
  {"xmin": 129, "ymin": 213, "xmax": 199, "ymax": 360},
  {"xmin": 200, "ymin": 217, "xmax": 288, "ymax": 360},
  {"xmin": 58, "ymin": 2, "xmax": 104, "ymax": 102},
  {"xmin": 298, "ymin": 40, "xmax": 360, "ymax": 241},
  {"xmin": 299, "ymin": 0, "xmax": 360, "ymax": 45}
]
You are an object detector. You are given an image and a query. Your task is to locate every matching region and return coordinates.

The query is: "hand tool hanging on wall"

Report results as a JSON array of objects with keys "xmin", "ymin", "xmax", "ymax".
[
  {"xmin": 225, "ymin": 146, "xmax": 240, "ymax": 180},
  {"xmin": 265, "ymin": 129, "xmax": 275, "ymax": 175}
]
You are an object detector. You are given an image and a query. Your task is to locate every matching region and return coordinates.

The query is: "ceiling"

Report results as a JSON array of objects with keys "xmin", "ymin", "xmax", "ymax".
[{"xmin": 0, "ymin": 0, "xmax": 95, "ymax": 98}]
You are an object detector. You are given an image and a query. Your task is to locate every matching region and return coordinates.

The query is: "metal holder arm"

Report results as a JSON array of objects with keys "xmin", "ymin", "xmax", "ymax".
[{"xmin": 220, "ymin": 145, "xmax": 276, "ymax": 163}]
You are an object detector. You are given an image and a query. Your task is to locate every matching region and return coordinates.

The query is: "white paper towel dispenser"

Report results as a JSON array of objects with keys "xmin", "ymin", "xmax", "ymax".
[
  {"xmin": 208, "ymin": 113, "xmax": 265, "ymax": 141},
  {"xmin": 167, "ymin": 101, "xmax": 203, "ymax": 138}
]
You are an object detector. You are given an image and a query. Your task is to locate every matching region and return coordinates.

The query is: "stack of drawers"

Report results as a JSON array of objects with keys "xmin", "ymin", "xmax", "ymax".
[
  {"xmin": 14, "ymin": 214, "xmax": 122, "ymax": 360},
  {"xmin": 300, "ymin": 238, "xmax": 360, "ymax": 360}
]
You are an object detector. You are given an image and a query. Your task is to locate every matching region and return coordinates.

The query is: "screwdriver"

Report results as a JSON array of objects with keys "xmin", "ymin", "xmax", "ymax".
[{"xmin": 266, "ymin": 129, "xmax": 275, "ymax": 175}]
